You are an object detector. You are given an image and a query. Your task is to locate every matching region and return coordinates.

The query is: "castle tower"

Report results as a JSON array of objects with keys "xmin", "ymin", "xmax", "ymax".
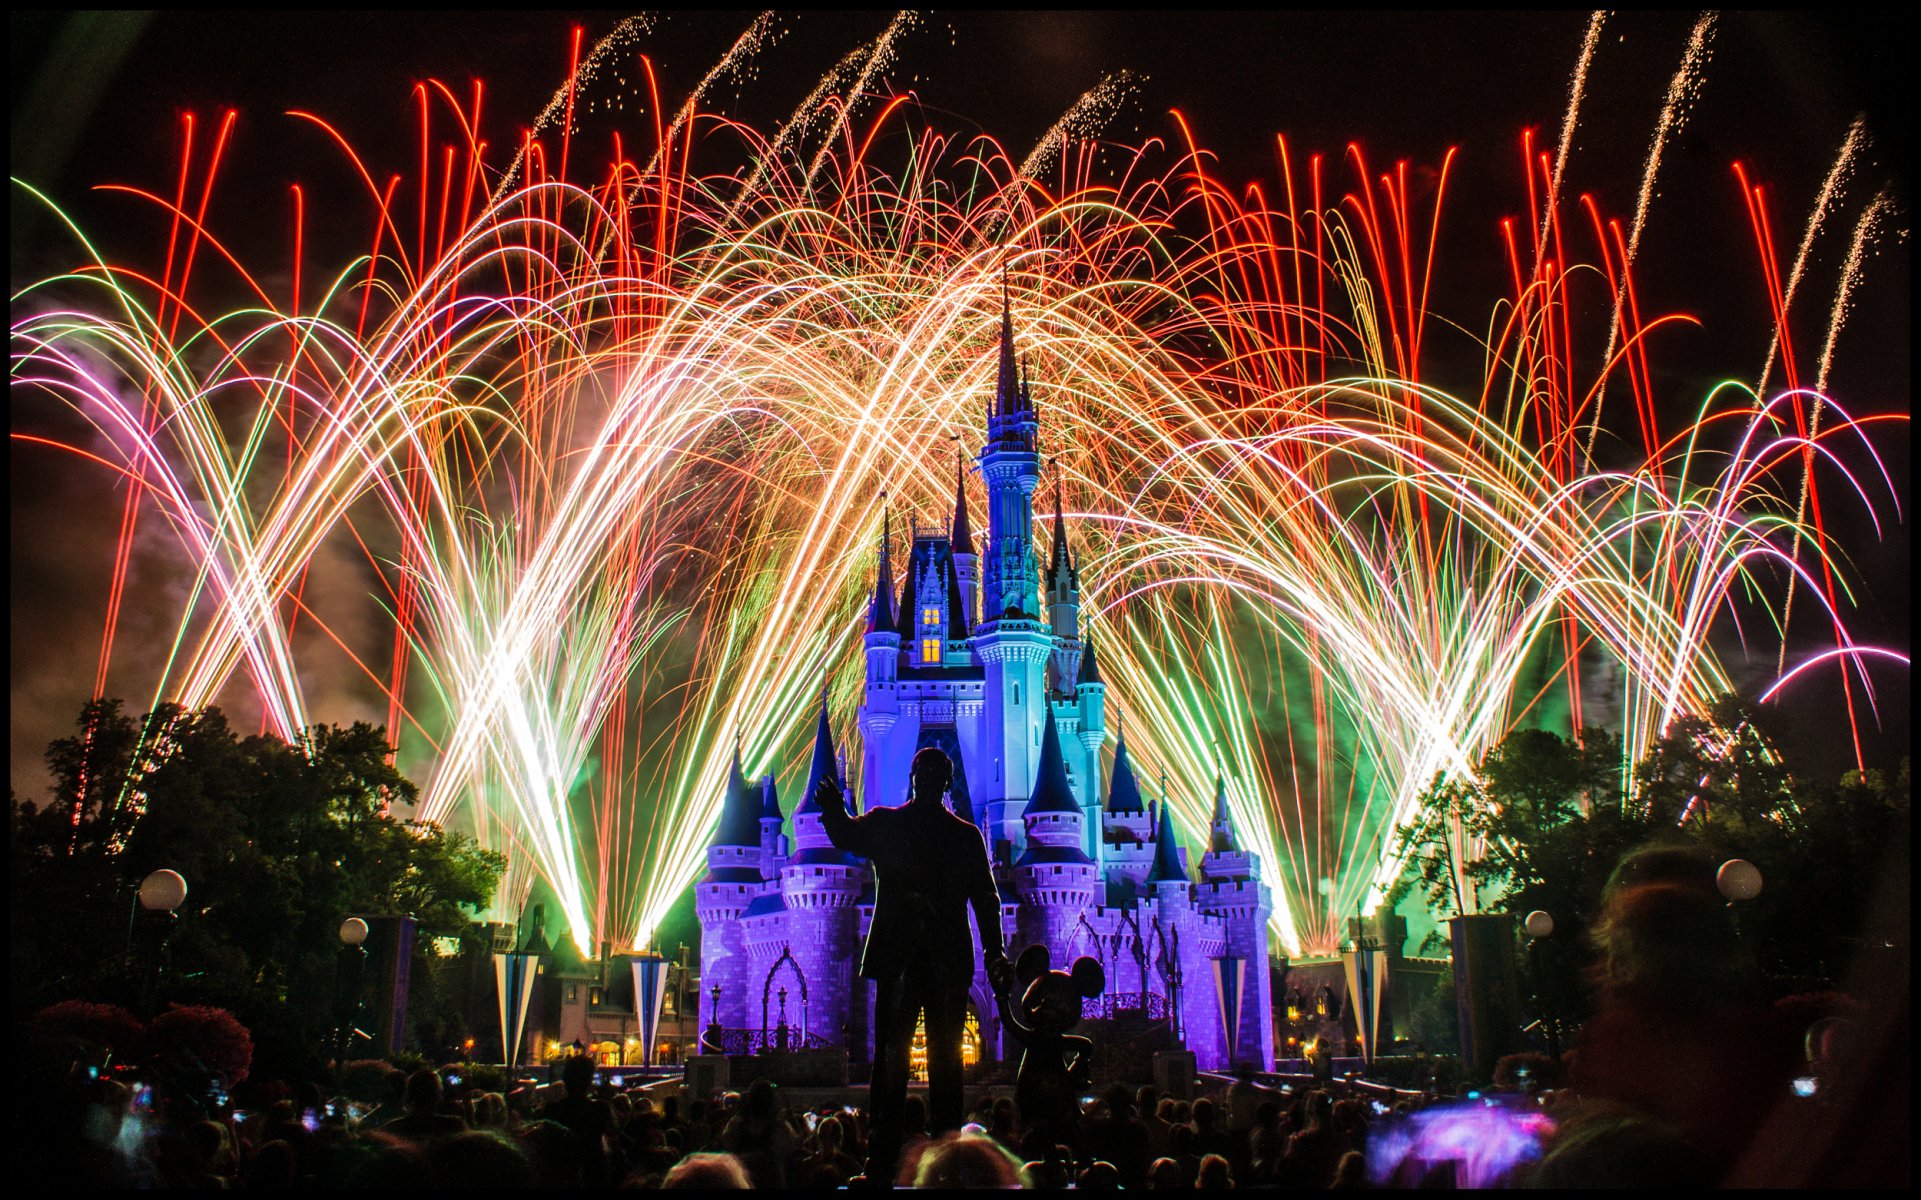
[
  {"xmin": 1197, "ymin": 777, "xmax": 1276, "ymax": 1069},
  {"xmin": 1013, "ymin": 707, "xmax": 1098, "ymax": 955},
  {"xmin": 780, "ymin": 698, "xmax": 864, "ymax": 1044},
  {"xmin": 695, "ymin": 748, "xmax": 767, "ymax": 1031},
  {"xmin": 1044, "ymin": 477, "xmax": 1083, "ymax": 687},
  {"xmin": 758, "ymin": 776, "xmax": 786, "ymax": 882},
  {"xmin": 859, "ymin": 512, "xmax": 904, "ymax": 807},
  {"xmin": 976, "ymin": 299, "xmax": 1053, "ymax": 854},
  {"xmin": 1101, "ymin": 725, "xmax": 1153, "ymax": 897},
  {"xmin": 1074, "ymin": 636, "xmax": 1107, "ymax": 861}
]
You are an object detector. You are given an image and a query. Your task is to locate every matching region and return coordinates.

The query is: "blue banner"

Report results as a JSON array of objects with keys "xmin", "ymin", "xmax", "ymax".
[
  {"xmin": 494, "ymin": 951, "xmax": 540, "ymax": 1067},
  {"xmin": 630, "ymin": 953, "xmax": 670, "ymax": 1066}
]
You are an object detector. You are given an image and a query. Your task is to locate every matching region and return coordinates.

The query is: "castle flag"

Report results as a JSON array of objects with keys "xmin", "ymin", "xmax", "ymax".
[
  {"xmin": 1213, "ymin": 956, "xmax": 1245, "ymax": 1064},
  {"xmin": 631, "ymin": 952, "xmax": 670, "ymax": 1067},
  {"xmin": 494, "ymin": 951, "xmax": 540, "ymax": 1067}
]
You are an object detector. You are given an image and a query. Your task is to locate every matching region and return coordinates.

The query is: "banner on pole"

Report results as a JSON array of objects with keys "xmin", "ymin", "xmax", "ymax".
[
  {"xmin": 1341, "ymin": 948, "xmax": 1390, "ymax": 1063},
  {"xmin": 630, "ymin": 952, "xmax": 670, "ymax": 1067},
  {"xmin": 1212, "ymin": 956, "xmax": 1245, "ymax": 1064},
  {"xmin": 494, "ymin": 951, "xmax": 539, "ymax": 1068}
]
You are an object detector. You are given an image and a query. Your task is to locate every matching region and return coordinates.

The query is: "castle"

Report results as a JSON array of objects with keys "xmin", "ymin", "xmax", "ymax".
[{"xmin": 696, "ymin": 305, "xmax": 1274, "ymax": 1072}]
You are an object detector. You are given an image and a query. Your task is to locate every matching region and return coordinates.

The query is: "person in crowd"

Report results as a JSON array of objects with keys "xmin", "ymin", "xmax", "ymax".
[
  {"xmin": 661, "ymin": 1151, "xmax": 753, "ymax": 1188},
  {"xmin": 1138, "ymin": 1085, "xmax": 1173, "ymax": 1160},
  {"xmin": 912, "ymin": 1132, "xmax": 1029, "ymax": 1188},
  {"xmin": 1195, "ymin": 1152, "xmax": 1235, "ymax": 1189},
  {"xmin": 381, "ymin": 1069, "xmax": 467, "ymax": 1141},
  {"xmin": 719, "ymin": 1077, "xmax": 798, "ymax": 1189},
  {"xmin": 1572, "ymin": 843, "xmax": 1796, "ymax": 1171},
  {"xmin": 540, "ymin": 1054, "xmax": 616, "ymax": 1185},
  {"xmin": 1281, "ymin": 1089, "xmax": 1344, "ymax": 1188},
  {"xmin": 1147, "ymin": 1155, "xmax": 1185, "ymax": 1188},
  {"xmin": 1330, "ymin": 1148, "xmax": 1368, "ymax": 1190},
  {"xmin": 428, "ymin": 1128, "xmax": 537, "ymax": 1189},
  {"xmin": 797, "ymin": 1113, "xmax": 861, "ymax": 1187},
  {"xmin": 1082, "ymin": 1083, "xmax": 1151, "ymax": 1187}
]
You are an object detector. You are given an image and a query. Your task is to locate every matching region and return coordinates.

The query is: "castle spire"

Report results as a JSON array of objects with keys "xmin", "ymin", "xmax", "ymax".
[
  {"xmin": 712, "ymin": 740, "xmax": 762, "ymax": 847},
  {"xmin": 1025, "ymin": 705, "xmax": 1079, "ymax": 815},
  {"xmin": 1079, "ymin": 634, "xmax": 1101, "ymax": 687},
  {"xmin": 950, "ymin": 447, "xmax": 974, "ymax": 555},
  {"xmin": 866, "ymin": 505, "xmax": 895, "ymax": 634},
  {"xmin": 1105, "ymin": 723, "xmax": 1145, "ymax": 814},
  {"xmin": 995, "ymin": 269, "xmax": 1019, "ymax": 420},
  {"xmin": 1147, "ymin": 798, "xmax": 1187, "ymax": 884},
  {"xmin": 1047, "ymin": 469, "xmax": 1073, "ymax": 582},
  {"xmin": 795, "ymin": 691, "xmax": 838, "ymax": 815},
  {"xmin": 1209, "ymin": 775, "xmax": 1238, "ymax": 852}
]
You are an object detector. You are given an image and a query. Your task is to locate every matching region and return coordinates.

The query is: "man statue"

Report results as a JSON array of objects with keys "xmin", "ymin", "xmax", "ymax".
[{"xmin": 814, "ymin": 746, "xmax": 1012, "ymax": 1180}]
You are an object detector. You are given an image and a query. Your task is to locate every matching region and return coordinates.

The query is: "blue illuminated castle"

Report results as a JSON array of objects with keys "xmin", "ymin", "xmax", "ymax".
[{"xmin": 697, "ymin": 305, "xmax": 1274, "ymax": 1071}]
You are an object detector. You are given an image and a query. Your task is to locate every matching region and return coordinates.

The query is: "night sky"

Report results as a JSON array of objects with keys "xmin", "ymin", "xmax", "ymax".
[{"xmin": 11, "ymin": 11, "xmax": 1909, "ymax": 798}]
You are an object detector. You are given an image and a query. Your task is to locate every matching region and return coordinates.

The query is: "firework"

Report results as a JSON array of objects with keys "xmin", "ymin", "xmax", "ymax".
[{"xmin": 12, "ymin": 16, "xmax": 1903, "ymax": 958}]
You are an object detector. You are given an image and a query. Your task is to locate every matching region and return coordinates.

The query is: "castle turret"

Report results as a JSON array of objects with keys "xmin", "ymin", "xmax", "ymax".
[
  {"xmin": 1074, "ymin": 635, "xmax": 1106, "ymax": 861},
  {"xmin": 1196, "ymin": 775, "xmax": 1275, "ymax": 1069},
  {"xmin": 782, "ymin": 698, "xmax": 863, "ymax": 1042},
  {"xmin": 696, "ymin": 745, "xmax": 768, "ymax": 1031},
  {"xmin": 1101, "ymin": 727, "xmax": 1154, "ymax": 898},
  {"xmin": 1014, "ymin": 707, "xmax": 1097, "ymax": 954}
]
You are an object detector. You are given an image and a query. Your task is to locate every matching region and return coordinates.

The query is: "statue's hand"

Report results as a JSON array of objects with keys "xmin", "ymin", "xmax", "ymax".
[
  {"xmin": 811, "ymin": 775, "xmax": 845, "ymax": 813},
  {"xmin": 986, "ymin": 951, "xmax": 1014, "ymax": 997}
]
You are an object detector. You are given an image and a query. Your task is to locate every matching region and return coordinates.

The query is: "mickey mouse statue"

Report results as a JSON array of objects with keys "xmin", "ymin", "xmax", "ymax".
[{"xmin": 993, "ymin": 944, "xmax": 1105, "ymax": 1162}]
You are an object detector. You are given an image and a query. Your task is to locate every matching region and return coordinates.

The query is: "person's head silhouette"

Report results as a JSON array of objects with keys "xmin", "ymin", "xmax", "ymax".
[{"xmin": 908, "ymin": 747, "xmax": 952, "ymax": 806}]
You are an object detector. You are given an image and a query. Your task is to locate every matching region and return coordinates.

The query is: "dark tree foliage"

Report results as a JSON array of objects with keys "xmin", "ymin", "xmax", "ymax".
[
  {"xmin": 1392, "ymin": 697, "xmax": 1908, "ymax": 1033},
  {"xmin": 11, "ymin": 701, "xmax": 505, "ymax": 1078}
]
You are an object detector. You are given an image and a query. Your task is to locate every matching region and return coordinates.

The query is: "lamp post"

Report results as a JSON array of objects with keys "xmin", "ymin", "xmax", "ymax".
[
  {"xmin": 335, "ymin": 917, "xmax": 370, "ymax": 1067},
  {"xmin": 1522, "ymin": 910, "xmax": 1559, "ymax": 1061},
  {"xmin": 134, "ymin": 869, "xmax": 187, "ymax": 1013}
]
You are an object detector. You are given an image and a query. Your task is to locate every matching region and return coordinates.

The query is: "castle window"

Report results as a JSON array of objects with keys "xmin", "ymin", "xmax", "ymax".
[
  {"xmin": 922, "ymin": 606, "xmax": 939, "ymax": 626},
  {"xmin": 921, "ymin": 637, "xmax": 940, "ymax": 663},
  {"xmin": 1012, "ymin": 683, "xmax": 1021, "ymax": 705}
]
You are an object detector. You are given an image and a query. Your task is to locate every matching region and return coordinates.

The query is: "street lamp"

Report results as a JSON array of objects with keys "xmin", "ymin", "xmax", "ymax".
[
  {"xmin": 335, "ymin": 917, "xmax": 370, "ymax": 1068},
  {"xmin": 138, "ymin": 869, "xmax": 188, "ymax": 912},
  {"xmin": 1522, "ymin": 910, "xmax": 1560, "ymax": 1061},
  {"xmin": 132, "ymin": 869, "xmax": 187, "ymax": 1013},
  {"xmin": 1716, "ymin": 859, "xmax": 1762, "ymax": 902}
]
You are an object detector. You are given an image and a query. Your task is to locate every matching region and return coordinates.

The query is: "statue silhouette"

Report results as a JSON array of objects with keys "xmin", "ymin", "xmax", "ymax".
[
  {"xmin": 814, "ymin": 746, "xmax": 1012, "ymax": 1179},
  {"xmin": 997, "ymin": 944, "xmax": 1104, "ymax": 1162}
]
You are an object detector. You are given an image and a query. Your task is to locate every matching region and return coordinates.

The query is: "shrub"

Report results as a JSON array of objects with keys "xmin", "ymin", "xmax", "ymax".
[
  {"xmin": 31, "ymin": 1000, "xmax": 146, "ymax": 1064},
  {"xmin": 150, "ymin": 1004, "xmax": 254, "ymax": 1086}
]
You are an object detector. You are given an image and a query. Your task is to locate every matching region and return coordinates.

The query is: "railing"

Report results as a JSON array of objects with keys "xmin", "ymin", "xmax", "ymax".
[
  {"xmin": 700, "ymin": 1027, "xmax": 834, "ymax": 1055},
  {"xmin": 1082, "ymin": 992, "xmax": 1171, "ymax": 1021}
]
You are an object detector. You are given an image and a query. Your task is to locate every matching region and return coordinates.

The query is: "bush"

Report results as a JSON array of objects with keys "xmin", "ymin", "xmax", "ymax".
[
  {"xmin": 30, "ymin": 1000, "xmax": 146, "ymax": 1065},
  {"xmin": 149, "ymin": 1004, "xmax": 253, "ymax": 1086},
  {"xmin": 1493, "ymin": 1051, "xmax": 1563, "ymax": 1090},
  {"xmin": 339, "ymin": 1058, "xmax": 403, "ymax": 1103}
]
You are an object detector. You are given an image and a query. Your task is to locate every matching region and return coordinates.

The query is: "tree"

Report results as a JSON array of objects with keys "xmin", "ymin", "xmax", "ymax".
[{"xmin": 11, "ymin": 701, "xmax": 506, "ymax": 1077}]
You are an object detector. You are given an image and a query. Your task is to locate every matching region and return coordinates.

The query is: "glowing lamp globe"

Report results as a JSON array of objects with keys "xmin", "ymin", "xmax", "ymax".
[
  {"xmin": 1717, "ymin": 859, "xmax": 1762, "ymax": 902},
  {"xmin": 339, "ymin": 917, "xmax": 371, "ymax": 946},
  {"xmin": 138, "ymin": 869, "xmax": 188, "ymax": 912},
  {"xmin": 1523, "ymin": 910, "xmax": 1555, "ymax": 939}
]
